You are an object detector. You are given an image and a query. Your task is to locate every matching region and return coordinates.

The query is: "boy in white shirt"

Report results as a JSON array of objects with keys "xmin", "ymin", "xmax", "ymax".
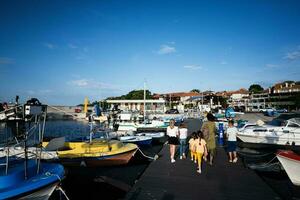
[{"xmin": 226, "ymin": 120, "xmax": 238, "ymax": 163}]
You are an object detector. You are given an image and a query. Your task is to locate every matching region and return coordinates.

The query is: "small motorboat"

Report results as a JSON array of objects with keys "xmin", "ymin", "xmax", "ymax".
[
  {"xmin": 41, "ymin": 138, "xmax": 138, "ymax": 167},
  {"xmin": 0, "ymin": 99, "xmax": 65, "ymax": 199},
  {"xmin": 0, "ymin": 159, "xmax": 64, "ymax": 199},
  {"xmin": 119, "ymin": 135, "xmax": 152, "ymax": 146},
  {"xmin": 237, "ymin": 118, "xmax": 300, "ymax": 149},
  {"xmin": 276, "ymin": 150, "xmax": 300, "ymax": 186},
  {"xmin": 136, "ymin": 132, "xmax": 165, "ymax": 139},
  {"xmin": 1, "ymin": 137, "xmax": 139, "ymax": 167}
]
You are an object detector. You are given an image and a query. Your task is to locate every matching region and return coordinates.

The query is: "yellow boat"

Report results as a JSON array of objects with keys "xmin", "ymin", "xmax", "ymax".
[{"xmin": 42, "ymin": 139, "xmax": 138, "ymax": 167}]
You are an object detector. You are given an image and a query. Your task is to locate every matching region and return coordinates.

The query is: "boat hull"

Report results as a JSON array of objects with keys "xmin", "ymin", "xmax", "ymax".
[
  {"xmin": 59, "ymin": 149, "xmax": 137, "ymax": 167},
  {"xmin": 237, "ymin": 133, "xmax": 300, "ymax": 150},
  {"xmin": 0, "ymin": 161, "xmax": 64, "ymax": 200},
  {"xmin": 277, "ymin": 151, "xmax": 300, "ymax": 186},
  {"xmin": 17, "ymin": 182, "xmax": 59, "ymax": 200}
]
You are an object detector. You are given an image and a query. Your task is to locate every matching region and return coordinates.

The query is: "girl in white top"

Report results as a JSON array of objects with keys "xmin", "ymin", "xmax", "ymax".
[
  {"xmin": 167, "ymin": 119, "xmax": 179, "ymax": 163},
  {"xmin": 178, "ymin": 123, "xmax": 188, "ymax": 159}
]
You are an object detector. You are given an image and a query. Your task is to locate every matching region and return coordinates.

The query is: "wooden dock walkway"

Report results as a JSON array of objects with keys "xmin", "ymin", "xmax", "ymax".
[{"xmin": 125, "ymin": 119, "xmax": 280, "ymax": 200}]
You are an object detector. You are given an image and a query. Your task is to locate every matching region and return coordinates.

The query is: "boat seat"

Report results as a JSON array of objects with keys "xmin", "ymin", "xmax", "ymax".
[{"xmin": 44, "ymin": 137, "xmax": 66, "ymax": 151}]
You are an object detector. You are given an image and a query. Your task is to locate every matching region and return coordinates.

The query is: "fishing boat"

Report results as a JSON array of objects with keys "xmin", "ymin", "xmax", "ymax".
[
  {"xmin": 119, "ymin": 135, "xmax": 152, "ymax": 146},
  {"xmin": 237, "ymin": 118, "xmax": 300, "ymax": 150},
  {"xmin": 276, "ymin": 150, "xmax": 300, "ymax": 186},
  {"xmin": 41, "ymin": 138, "xmax": 138, "ymax": 167},
  {"xmin": 0, "ymin": 159, "xmax": 64, "ymax": 199},
  {"xmin": 0, "ymin": 98, "xmax": 65, "ymax": 199}
]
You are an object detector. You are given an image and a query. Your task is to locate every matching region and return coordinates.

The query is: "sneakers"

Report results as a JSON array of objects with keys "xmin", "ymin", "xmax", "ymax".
[
  {"xmin": 171, "ymin": 159, "xmax": 176, "ymax": 163},
  {"xmin": 229, "ymin": 159, "xmax": 232, "ymax": 163},
  {"xmin": 197, "ymin": 169, "xmax": 202, "ymax": 174},
  {"xmin": 180, "ymin": 156, "xmax": 183, "ymax": 160},
  {"xmin": 233, "ymin": 157, "xmax": 238, "ymax": 163},
  {"xmin": 183, "ymin": 154, "xmax": 186, "ymax": 159}
]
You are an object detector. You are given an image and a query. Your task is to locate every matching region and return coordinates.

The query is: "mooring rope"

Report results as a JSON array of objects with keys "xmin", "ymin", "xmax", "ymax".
[
  {"xmin": 56, "ymin": 186, "xmax": 70, "ymax": 200},
  {"xmin": 247, "ymin": 156, "xmax": 281, "ymax": 169},
  {"xmin": 137, "ymin": 148, "xmax": 159, "ymax": 160}
]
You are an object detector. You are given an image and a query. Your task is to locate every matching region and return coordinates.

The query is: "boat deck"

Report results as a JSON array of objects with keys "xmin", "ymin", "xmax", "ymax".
[{"xmin": 125, "ymin": 119, "xmax": 280, "ymax": 200}]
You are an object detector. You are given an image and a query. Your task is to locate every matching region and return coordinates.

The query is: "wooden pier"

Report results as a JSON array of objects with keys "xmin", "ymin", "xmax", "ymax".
[{"xmin": 125, "ymin": 119, "xmax": 280, "ymax": 200}]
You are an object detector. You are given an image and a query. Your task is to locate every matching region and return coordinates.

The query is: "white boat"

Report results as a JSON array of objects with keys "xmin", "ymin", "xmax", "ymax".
[
  {"xmin": 237, "ymin": 118, "xmax": 300, "ymax": 148},
  {"xmin": 119, "ymin": 135, "xmax": 152, "ymax": 146},
  {"xmin": 276, "ymin": 150, "xmax": 300, "ymax": 186},
  {"xmin": 136, "ymin": 132, "xmax": 165, "ymax": 139},
  {"xmin": 115, "ymin": 120, "xmax": 167, "ymax": 132}
]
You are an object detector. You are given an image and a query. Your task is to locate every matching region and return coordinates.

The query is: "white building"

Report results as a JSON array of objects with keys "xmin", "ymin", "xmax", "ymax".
[{"xmin": 106, "ymin": 99, "xmax": 166, "ymax": 113}]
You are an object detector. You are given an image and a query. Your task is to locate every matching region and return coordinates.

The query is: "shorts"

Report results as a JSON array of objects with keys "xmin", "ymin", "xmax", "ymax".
[
  {"xmin": 227, "ymin": 141, "xmax": 237, "ymax": 152},
  {"xmin": 168, "ymin": 136, "xmax": 179, "ymax": 145}
]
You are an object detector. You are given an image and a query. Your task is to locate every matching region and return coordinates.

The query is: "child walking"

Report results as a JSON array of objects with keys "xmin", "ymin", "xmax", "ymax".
[
  {"xmin": 188, "ymin": 132, "xmax": 197, "ymax": 163},
  {"xmin": 226, "ymin": 120, "xmax": 238, "ymax": 163},
  {"xmin": 194, "ymin": 131, "xmax": 207, "ymax": 173},
  {"xmin": 179, "ymin": 123, "xmax": 188, "ymax": 159}
]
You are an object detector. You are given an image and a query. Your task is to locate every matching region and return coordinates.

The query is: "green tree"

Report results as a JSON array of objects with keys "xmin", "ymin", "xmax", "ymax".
[
  {"xmin": 190, "ymin": 89, "xmax": 200, "ymax": 93},
  {"xmin": 248, "ymin": 84, "xmax": 264, "ymax": 93},
  {"xmin": 107, "ymin": 90, "xmax": 153, "ymax": 100}
]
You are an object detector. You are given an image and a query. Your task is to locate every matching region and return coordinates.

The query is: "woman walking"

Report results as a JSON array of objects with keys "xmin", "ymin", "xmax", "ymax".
[
  {"xmin": 179, "ymin": 123, "xmax": 188, "ymax": 159},
  {"xmin": 201, "ymin": 113, "xmax": 216, "ymax": 165},
  {"xmin": 167, "ymin": 119, "xmax": 179, "ymax": 163}
]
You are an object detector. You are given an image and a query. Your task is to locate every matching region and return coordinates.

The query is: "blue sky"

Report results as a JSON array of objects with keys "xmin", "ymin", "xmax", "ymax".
[{"xmin": 0, "ymin": 0, "xmax": 299, "ymax": 105}]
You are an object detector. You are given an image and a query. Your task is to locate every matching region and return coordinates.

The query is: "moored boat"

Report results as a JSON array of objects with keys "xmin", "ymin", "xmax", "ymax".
[
  {"xmin": 276, "ymin": 150, "xmax": 300, "ymax": 186},
  {"xmin": 119, "ymin": 135, "xmax": 152, "ymax": 146},
  {"xmin": 41, "ymin": 139, "xmax": 138, "ymax": 167},
  {"xmin": 237, "ymin": 118, "xmax": 300, "ymax": 150},
  {"xmin": 0, "ymin": 159, "xmax": 64, "ymax": 200},
  {"xmin": 0, "ymin": 98, "xmax": 65, "ymax": 199}
]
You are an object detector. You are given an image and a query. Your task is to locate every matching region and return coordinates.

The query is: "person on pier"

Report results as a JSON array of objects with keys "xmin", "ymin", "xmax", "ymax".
[
  {"xmin": 226, "ymin": 120, "xmax": 238, "ymax": 163},
  {"xmin": 194, "ymin": 131, "xmax": 208, "ymax": 173},
  {"xmin": 167, "ymin": 119, "xmax": 179, "ymax": 163},
  {"xmin": 201, "ymin": 113, "xmax": 216, "ymax": 165},
  {"xmin": 188, "ymin": 132, "xmax": 197, "ymax": 162},
  {"xmin": 179, "ymin": 123, "xmax": 188, "ymax": 159}
]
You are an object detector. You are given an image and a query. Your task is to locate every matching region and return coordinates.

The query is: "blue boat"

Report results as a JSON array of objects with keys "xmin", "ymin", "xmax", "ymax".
[
  {"xmin": 0, "ymin": 98, "xmax": 65, "ymax": 200},
  {"xmin": 0, "ymin": 159, "xmax": 64, "ymax": 199},
  {"xmin": 119, "ymin": 135, "xmax": 152, "ymax": 146}
]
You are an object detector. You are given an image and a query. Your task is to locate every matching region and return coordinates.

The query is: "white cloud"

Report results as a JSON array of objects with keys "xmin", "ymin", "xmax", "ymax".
[
  {"xmin": 284, "ymin": 50, "xmax": 300, "ymax": 60},
  {"xmin": 43, "ymin": 43, "xmax": 56, "ymax": 49},
  {"xmin": 157, "ymin": 44, "xmax": 176, "ymax": 55},
  {"xmin": 26, "ymin": 89, "xmax": 53, "ymax": 95},
  {"xmin": 265, "ymin": 64, "xmax": 279, "ymax": 68},
  {"xmin": 220, "ymin": 60, "xmax": 227, "ymax": 65},
  {"xmin": 0, "ymin": 57, "xmax": 14, "ymax": 65},
  {"xmin": 68, "ymin": 44, "xmax": 78, "ymax": 49},
  {"xmin": 68, "ymin": 79, "xmax": 118, "ymax": 90},
  {"xmin": 183, "ymin": 65, "xmax": 202, "ymax": 70}
]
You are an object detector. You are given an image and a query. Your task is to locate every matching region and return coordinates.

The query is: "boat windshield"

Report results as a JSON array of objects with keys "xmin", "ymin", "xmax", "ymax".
[
  {"xmin": 268, "ymin": 119, "xmax": 285, "ymax": 126},
  {"xmin": 268, "ymin": 114, "xmax": 300, "ymax": 126}
]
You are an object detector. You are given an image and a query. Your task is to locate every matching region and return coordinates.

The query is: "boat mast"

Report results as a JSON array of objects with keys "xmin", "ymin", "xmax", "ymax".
[{"xmin": 144, "ymin": 81, "xmax": 146, "ymax": 124}]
